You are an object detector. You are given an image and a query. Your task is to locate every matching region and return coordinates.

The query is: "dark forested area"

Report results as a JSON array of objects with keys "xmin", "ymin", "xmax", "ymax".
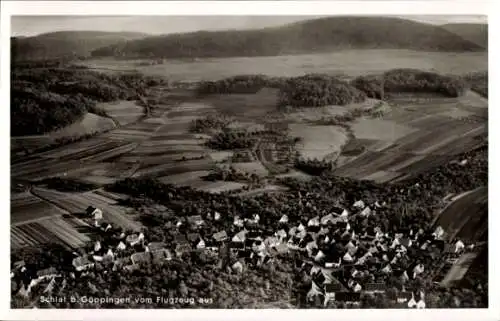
[
  {"xmin": 90, "ymin": 17, "xmax": 484, "ymax": 59},
  {"xmin": 11, "ymin": 63, "xmax": 166, "ymax": 136}
]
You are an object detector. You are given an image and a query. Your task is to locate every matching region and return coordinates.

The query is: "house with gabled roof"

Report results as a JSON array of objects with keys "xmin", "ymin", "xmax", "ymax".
[
  {"xmin": 279, "ymin": 214, "xmax": 288, "ymax": 223},
  {"xmin": 321, "ymin": 214, "xmax": 336, "ymax": 226},
  {"xmin": 37, "ymin": 267, "xmax": 58, "ymax": 280},
  {"xmin": 308, "ymin": 216, "xmax": 320, "ymax": 227},
  {"xmin": 232, "ymin": 230, "xmax": 247, "ymax": 243},
  {"xmin": 131, "ymin": 252, "xmax": 152, "ymax": 265},
  {"xmin": 151, "ymin": 248, "xmax": 172, "ymax": 263},
  {"xmin": 175, "ymin": 243, "xmax": 192, "ymax": 257},
  {"xmin": 360, "ymin": 207, "xmax": 372, "ymax": 217},
  {"xmin": 353, "ymin": 200, "xmax": 365, "ymax": 209},
  {"xmin": 187, "ymin": 215, "xmax": 204, "ymax": 227},
  {"xmin": 147, "ymin": 242, "xmax": 166, "ymax": 252},
  {"xmin": 72, "ymin": 256, "xmax": 94, "ymax": 272},
  {"xmin": 213, "ymin": 230, "xmax": 228, "ymax": 243}
]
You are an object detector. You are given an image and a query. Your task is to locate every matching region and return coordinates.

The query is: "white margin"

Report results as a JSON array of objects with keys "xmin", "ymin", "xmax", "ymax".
[{"xmin": 1, "ymin": 1, "xmax": 498, "ymax": 321}]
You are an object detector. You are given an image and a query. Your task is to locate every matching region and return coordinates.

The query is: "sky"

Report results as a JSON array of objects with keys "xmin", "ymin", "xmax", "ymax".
[{"xmin": 11, "ymin": 15, "xmax": 487, "ymax": 37}]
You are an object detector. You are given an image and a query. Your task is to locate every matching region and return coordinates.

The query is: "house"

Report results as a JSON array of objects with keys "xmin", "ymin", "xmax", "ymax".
[
  {"xmin": 275, "ymin": 229, "xmax": 287, "ymax": 241},
  {"xmin": 307, "ymin": 280, "xmax": 324, "ymax": 302},
  {"xmin": 433, "ymin": 226, "xmax": 445, "ymax": 240},
  {"xmin": 321, "ymin": 214, "xmax": 336, "ymax": 226},
  {"xmin": 151, "ymin": 249, "xmax": 172, "ymax": 262},
  {"xmin": 395, "ymin": 291, "xmax": 413, "ymax": 303},
  {"xmin": 187, "ymin": 233, "xmax": 202, "ymax": 244},
  {"xmin": 123, "ymin": 264, "xmax": 139, "ymax": 272},
  {"xmin": 232, "ymin": 230, "xmax": 247, "ymax": 243},
  {"xmin": 116, "ymin": 241, "xmax": 127, "ymax": 251},
  {"xmin": 126, "ymin": 234, "xmax": 143, "ymax": 246},
  {"xmin": 13, "ymin": 260, "xmax": 25, "ymax": 270},
  {"xmin": 269, "ymin": 243, "xmax": 289, "ymax": 256},
  {"xmin": 175, "ymin": 243, "xmax": 192, "ymax": 257},
  {"xmin": 213, "ymin": 230, "xmax": 228, "ymax": 243},
  {"xmin": 360, "ymin": 207, "xmax": 372, "ymax": 217},
  {"xmin": 175, "ymin": 234, "xmax": 188, "ymax": 245},
  {"xmin": 187, "ymin": 215, "xmax": 204, "ymax": 227},
  {"xmin": 147, "ymin": 242, "xmax": 166, "ymax": 252},
  {"xmin": 314, "ymin": 250, "xmax": 326, "ymax": 262},
  {"xmin": 231, "ymin": 261, "xmax": 244, "ymax": 274},
  {"xmin": 246, "ymin": 230, "xmax": 261, "ymax": 240},
  {"xmin": 196, "ymin": 238, "xmax": 206, "ymax": 249},
  {"xmin": 279, "ymin": 215, "xmax": 289, "ymax": 223},
  {"xmin": 252, "ymin": 240, "xmax": 266, "ymax": 254},
  {"xmin": 353, "ymin": 200, "xmax": 365, "ymax": 209},
  {"xmin": 37, "ymin": 267, "xmax": 58, "ymax": 280},
  {"xmin": 331, "ymin": 206, "xmax": 348, "ymax": 217},
  {"xmin": 264, "ymin": 237, "xmax": 280, "ymax": 248},
  {"xmin": 343, "ymin": 252, "xmax": 354, "ymax": 262},
  {"xmin": 363, "ymin": 282, "xmax": 386, "ymax": 294},
  {"xmin": 325, "ymin": 258, "xmax": 342, "ymax": 269},
  {"xmin": 131, "ymin": 252, "xmax": 152, "ymax": 265},
  {"xmin": 72, "ymin": 256, "xmax": 94, "ymax": 272},
  {"xmin": 455, "ymin": 240, "xmax": 465, "ymax": 253},
  {"xmin": 308, "ymin": 216, "xmax": 320, "ymax": 227},
  {"xmin": 413, "ymin": 264, "xmax": 425, "ymax": 278},
  {"xmin": 233, "ymin": 216, "xmax": 245, "ymax": 227},
  {"xmin": 407, "ymin": 293, "xmax": 417, "ymax": 308},
  {"xmin": 334, "ymin": 292, "xmax": 361, "ymax": 303},
  {"xmin": 214, "ymin": 211, "xmax": 221, "ymax": 221}
]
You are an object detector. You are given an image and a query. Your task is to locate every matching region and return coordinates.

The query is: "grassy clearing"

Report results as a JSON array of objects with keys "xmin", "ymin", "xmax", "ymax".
[
  {"xmin": 97, "ymin": 100, "xmax": 144, "ymax": 125},
  {"xmin": 350, "ymin": 117, "xmax": 417, "ymax": 141},
  {"xmin": 288, "ymin": 123, "xmax": 348, "ymax": 161},
  {"xmin": 202, "ymin": 88, "xmax": 279, "ymax": 118}
]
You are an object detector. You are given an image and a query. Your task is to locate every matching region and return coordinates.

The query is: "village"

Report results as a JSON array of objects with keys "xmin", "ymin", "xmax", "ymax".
[{"xmin": 11, "ymin": 190, "xmax": 477, "ymax": 308}]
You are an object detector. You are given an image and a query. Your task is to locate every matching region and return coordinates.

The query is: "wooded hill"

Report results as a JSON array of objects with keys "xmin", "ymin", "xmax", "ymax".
[
  {"xmin": 11, "ymin": 31, "xmax": 147, "ymax": 61},
  {"xmin": 442, "ymin": 23, "xmax": 488, "ymax": 49},
  {"xmin": 90, "ymin": 17, "xmax": 485, "ymax": 59}
]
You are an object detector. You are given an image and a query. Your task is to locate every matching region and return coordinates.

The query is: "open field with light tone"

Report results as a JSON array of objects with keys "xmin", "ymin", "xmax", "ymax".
[
  {"xmin": 289, "ymin": 124, "xmax": 349, "ymax": 161},
  {"xmin": 81, "ymin": 50, "xmax": 487, "ymax": 81}
]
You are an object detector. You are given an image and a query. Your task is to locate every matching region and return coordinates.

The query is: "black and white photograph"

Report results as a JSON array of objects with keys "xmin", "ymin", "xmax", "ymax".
[{"xmin": 1, "ymin": 1, "xmax": 496, "ymax": 319}]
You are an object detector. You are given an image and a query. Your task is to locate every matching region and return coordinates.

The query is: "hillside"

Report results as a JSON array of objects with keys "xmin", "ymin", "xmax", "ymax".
[
  {"xmin": 442, "ymin": 23, "xmax": 488, "ymax": 49},
  {"xmin": 91, "ymin": 17, "xmax": 484, "ymax": 59},
  {"xmin": 11, "ymin": 31, "xmax": 148, "ymax": 61}
]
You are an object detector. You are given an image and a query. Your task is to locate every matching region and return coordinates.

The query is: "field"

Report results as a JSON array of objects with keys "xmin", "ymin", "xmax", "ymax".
[
  {"xmin": 81, "ymin": 50, "xmax": 487, "ymax": 81},
  {"xmin": 433, "ymin": 187, "xmax": 488, "ymax": 242},
  {"xmin": 333, "ymin": 91, "xmax": 487, "ymax": 183},
  {"xmin": 32, "ymin": 187, "xmax": 142, "ymax": 232},
  {"xmin": 10, "ymin": 54, "xmax": 489, "ymax": 252},
  {"xmin": 97, "ymin": 100, "xmax": 144, "ymax": 125},
  {"xmin": 11, "ymin": 113, "xmax": 116, "ymax": 152},
  {"xmin": 289, "ymin": 124, "xmax": 349, "ymax": 161}
]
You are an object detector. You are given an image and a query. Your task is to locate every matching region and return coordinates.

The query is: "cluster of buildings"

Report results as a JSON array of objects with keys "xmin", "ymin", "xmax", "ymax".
[{"xmin": 11, "ymin": 200, "xmax": 473, "ymax": 308}]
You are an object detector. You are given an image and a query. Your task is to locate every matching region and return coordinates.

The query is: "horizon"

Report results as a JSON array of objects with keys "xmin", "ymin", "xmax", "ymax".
[{"xmin": 11, "ymin": 15, "xmax": 487, "ymax": 37}]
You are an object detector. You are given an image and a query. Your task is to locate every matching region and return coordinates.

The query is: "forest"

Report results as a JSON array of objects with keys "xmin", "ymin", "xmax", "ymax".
[
  {"xmin": 352, "ymin": 69, "xmax": 467, "ymax": 99},
  {"xmin": 11, "ymin": 63, "xmax": 166, "ymax": 136}
]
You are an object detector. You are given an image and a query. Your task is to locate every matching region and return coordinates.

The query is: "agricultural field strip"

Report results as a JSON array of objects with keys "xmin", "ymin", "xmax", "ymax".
[
  {"xmin": 11, "ymin": 192, "xmax": 68, "ymax": 225},
  {"xmin": 133, "ymin": 159, "xmax": 215, "ymax": 178},
  {"xmin": 33, "ymin": 187, "xmax": 142, "ymax": 231}
]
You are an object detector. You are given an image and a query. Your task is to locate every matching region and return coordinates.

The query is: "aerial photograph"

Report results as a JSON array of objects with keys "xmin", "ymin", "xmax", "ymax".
[{"xmin": 10, "ymin": 15, "xmax": 488, "ymax": 309}]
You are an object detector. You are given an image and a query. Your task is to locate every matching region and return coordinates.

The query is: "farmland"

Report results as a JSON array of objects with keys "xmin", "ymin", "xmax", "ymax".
[
  {"xmin": 332, "ymin": 91, "xmax": 487, "ymax": 183},
  {"xmin": 10, "ymin": 65, "xmax": 488, "ymax": 257},
  {"xmin": 80, "ymin": 50, "xmax": 487, "ymax": 82}
]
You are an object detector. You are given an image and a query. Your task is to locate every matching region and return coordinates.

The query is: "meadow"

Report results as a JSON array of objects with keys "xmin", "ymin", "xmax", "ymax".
[{"xmin": 80, "ymin": 50, "xmax": 487, "ymax": 81}]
